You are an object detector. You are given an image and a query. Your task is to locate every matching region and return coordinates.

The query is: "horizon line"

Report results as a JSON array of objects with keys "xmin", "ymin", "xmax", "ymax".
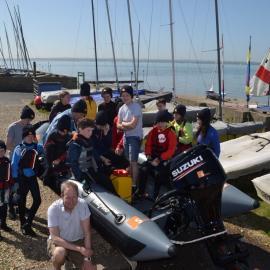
[{"xmin": 29, "ymin": 57, "xmax": 260, "ymax": 65}]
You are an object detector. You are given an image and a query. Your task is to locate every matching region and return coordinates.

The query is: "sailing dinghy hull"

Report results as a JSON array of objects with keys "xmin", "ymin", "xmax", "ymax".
[{"xmin": 252, "ymin": 174, "xmax": 270, "ymax": 204}]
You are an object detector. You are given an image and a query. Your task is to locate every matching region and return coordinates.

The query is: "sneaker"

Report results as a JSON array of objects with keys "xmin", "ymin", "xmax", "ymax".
[
  {"xmin": 8, "ymin": 211, "xmax": 16, "ymax": 221},
  {"xmin": 21, "ymin": 224, "xmax": 37, "ymax": 237},
  {"xmin": 1, "ymin": 224, "xmax": 12, "ymax": 232}
]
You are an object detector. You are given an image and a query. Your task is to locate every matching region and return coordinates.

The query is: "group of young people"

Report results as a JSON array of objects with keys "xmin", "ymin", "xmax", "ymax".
[{"xmin": 0, "ymin": 82, "xmax": 220, "ymax": 269}]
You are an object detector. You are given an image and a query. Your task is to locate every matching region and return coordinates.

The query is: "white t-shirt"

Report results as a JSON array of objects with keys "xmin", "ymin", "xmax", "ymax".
[
  {"xmin": 118, "ymin": 102, "xmax": 143, "ymax": 138},
  {"xmin": 47, "ymin": 198, "xmax": 91, "ymax": 242}
]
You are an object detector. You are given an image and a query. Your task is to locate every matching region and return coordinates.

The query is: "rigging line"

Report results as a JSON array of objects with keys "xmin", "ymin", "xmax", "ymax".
[
  {"xmin": 71, "ymin": 0, "xmax": 84, "ymax": 75},
  {"xmin": 219, "ymin": 0, "xmax": 237, "ymax": 62},
  {"xmin": 185, "ymin": 0, "xmax": 198, "ymax": 92},
  {"xmin": 145, "ymin": 0, "xmax": 154, "ymax": 87},
  {"xmin": 0, "ymin": 36, "xmax": 8, "ymax": 69},
  {"xmin": 4, "ymin": 23, "xmax": 14, "ymax": 70},
  {"xmin": 15, "ymin": 6, "xmax": 32, "ymax": 70},
  {"xmin": 200, "ymin": 0, "xmax": 211, "ymax": 58},
  {"xmin": 177, "ymin": 0, "xmax": 208, "ymax": 90}
]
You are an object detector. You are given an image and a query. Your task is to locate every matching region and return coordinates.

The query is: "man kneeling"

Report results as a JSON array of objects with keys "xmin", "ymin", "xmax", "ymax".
[{"xmin": 47, "ymin": 181, "xmax": 96, "ymax": 270}]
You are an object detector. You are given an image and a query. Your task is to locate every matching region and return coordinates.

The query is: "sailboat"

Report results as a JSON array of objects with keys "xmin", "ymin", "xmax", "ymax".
[{"xmin": 205, "ymin": 36, "xmax": 227, "ymax": 101}]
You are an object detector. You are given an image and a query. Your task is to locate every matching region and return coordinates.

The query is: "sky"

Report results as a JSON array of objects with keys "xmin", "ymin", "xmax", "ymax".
[{"xmin": 0, "ymin": 0, "xmax": 269, "ymax": 63}]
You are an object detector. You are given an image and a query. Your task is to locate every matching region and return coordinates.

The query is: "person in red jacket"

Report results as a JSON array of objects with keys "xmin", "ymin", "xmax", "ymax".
[{"xmin": 137, "ymin": 110, "xmax": 177, "ymax": 199}]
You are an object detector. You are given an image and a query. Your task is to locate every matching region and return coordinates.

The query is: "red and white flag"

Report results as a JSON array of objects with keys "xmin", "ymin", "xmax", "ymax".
[{"xmin": 251, "ymin": 49, "xmax": 270, "ymax": 96}]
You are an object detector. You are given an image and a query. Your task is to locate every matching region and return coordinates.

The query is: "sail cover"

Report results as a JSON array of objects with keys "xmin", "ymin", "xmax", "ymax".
[{"xmin": 251, "ymin": 49, "xmax": 270, "ymax": 96}]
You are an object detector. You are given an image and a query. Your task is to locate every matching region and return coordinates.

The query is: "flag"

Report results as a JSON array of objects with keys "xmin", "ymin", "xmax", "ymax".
[
  {"xmin": 245, "ymin": 36, "xmax": 251, "ymax": 102},
  {"xmin": 251, "ymin": 49, "xmax": 270, "ymax": 96}
]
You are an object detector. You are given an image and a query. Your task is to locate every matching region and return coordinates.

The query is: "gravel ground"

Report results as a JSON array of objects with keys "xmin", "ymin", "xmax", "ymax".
[{"xmin": 0, "ymin": 93, "xmax": 269, "ymax": 270}]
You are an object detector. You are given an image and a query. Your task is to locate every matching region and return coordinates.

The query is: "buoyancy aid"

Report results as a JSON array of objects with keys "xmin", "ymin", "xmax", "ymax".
[
  {"xmin": 146, "ymin": 126, "xmax": 176, "ymax": 160},
  {"xmin": 0, "ymin": 157, "xmax": 11, "ymax": 189},
  {"xmin": 74, "ymin": 134, "xmax": 98, "ymax": 173},
  {"xmin": 19, "ymin": 144, "xmax": 44, "ymax": 177}
]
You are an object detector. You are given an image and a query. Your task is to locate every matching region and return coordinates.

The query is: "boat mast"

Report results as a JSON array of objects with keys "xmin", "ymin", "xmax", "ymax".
[
  {"xmin": 214, "ymin": 0, "xmax": 222, "ymax": 119},
  {"xmin": 127, "ymin": 0, "xmax": 137, "ymax": 93},
  {"xmin": 221, "ymin": 34, "xmax": 224, "ymax": 104},
  {"xmin": 169, "ymin": 0, "xmax": 176, "ymax": 101},
  {"xmin": 136, "ymin": 23, "xmax": 140, "ymax": 97},
  {"xmin": 105, "ymin": 0, "xmax": 119, "ymax": 91},
  {"xmin": 91, "ymin": 0, "xmax": 99, "ymax": 90}
]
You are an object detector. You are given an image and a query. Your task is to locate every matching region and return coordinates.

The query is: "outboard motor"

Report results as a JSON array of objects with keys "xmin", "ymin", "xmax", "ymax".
[
  {"xmin": 170, "ymin": 144, "xmax": 226, "ymax": 237},
  {"xmin": 166, "ymin": 145, "xmax": 249, "ymax": 268}
]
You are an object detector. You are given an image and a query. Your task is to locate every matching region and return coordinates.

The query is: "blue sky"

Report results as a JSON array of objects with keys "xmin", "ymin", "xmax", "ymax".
[{"xmin": 0, "ymin": 0, "xmax": 269, "ymax": 62}]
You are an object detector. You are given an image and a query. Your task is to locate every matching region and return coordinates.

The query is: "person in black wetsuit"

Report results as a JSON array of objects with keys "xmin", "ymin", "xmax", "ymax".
[
  {"xmin": 68, "ymin": 118, "xmax": 116, "ymax": 194},
  {"xmin": 98, "ymin": 87, "xmax": 117, "ymax": 127},
  {"xmin": 0, "ymin": 140, "xmax": 13, "ymax": 238},
  {"xmin": 49, "ymin": 91, "xmax": 71, "ymax": 122},
  {"xmin": 44, "ymin": 115, "xmax": 72, "ymax": 193}
]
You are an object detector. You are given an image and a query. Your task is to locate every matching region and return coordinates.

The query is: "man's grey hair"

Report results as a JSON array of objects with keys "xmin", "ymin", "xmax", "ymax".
[{"xmin": 60, "ymin": 181, "xmax": 79, "ymax": 197}]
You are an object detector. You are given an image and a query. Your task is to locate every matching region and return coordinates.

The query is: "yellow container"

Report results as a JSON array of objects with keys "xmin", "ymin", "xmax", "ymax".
[{"xmin": 110, "ymin": 173, "xmax": 132, "ymax": 203}]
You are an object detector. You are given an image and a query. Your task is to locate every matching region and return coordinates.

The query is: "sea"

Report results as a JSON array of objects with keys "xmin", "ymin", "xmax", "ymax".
[{"xmin": 6, "ymin": 58, "xmax": 269, "ymax": 103}]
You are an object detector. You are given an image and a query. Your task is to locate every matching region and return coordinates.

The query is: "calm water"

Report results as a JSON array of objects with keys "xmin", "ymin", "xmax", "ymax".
[{"xmin": 2, "ymin": 58, "xmax": 262, "ymax": 101}]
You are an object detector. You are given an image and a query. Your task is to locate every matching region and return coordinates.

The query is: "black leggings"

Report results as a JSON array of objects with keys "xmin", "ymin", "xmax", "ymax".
[
  {"xmin": 139, "ymin": 161, "xmax": 170, "ymax": 198},
  {"xmin": 18, "ymin": 176, "xmax": 41, "ymax": 226}
]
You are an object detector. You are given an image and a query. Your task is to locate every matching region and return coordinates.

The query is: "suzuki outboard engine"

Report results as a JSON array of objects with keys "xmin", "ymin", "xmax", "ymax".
[
  {"xmin": 170, "ymin": 144, "xmax": 226, "ymax": 237},
  {"xmin": 165, "ymin": 145, "xmax": 249, "ymax": 268}
]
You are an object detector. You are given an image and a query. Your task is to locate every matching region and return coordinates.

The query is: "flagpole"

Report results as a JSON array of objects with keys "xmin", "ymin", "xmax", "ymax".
[{"xmin": 245, "ymin": 36, "xmax": 251, "ymax": 108}]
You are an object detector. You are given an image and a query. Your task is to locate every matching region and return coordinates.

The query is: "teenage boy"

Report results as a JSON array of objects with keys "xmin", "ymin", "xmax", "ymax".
[
  {"xmin": 98, "ymin": 87, "xmax": 117, "ymax": 127},
  {"xmin": 68, "ymin": 118, "xmax": 116, "ymax": 193},
  {"xmin": 0, "ymin": 140, "xmax": 13, "ymax": 238},
  {"xmin": 11, "ymin": 126, "xmax": 44, "ymax": 236},
  {"xmin": 171, "ymin": 104, "xmax": 193, "ymax": 154},
  {"xmin": 6, "ymin": 105, "xmax": 35, "ymax": 220},
  {"xmin": 138, "ymin": 110, "xmax": 177, "ymax": 199},
  {"xmin": 44, "ymin": 99, "xmax": 87, "ymax": 143},
  {"xmin": 117, "ymin": 85, "xmax": 143, "ymax": 189},
  {"xmin": 44, "ymin": 115, "xmax": 72, "ymax": 193},
  {"xmin": 92, "ymin": 111, "xmax": 129, "ymax": 174}
]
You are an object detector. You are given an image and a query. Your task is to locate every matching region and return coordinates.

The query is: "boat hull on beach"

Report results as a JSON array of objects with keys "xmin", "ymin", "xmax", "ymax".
[
  {"xmin": 220, "ymin": 132, "xmax": 270, "ymax": 180},
  {"xmin": 252, "ymin": 174, "xmax": 270, "ymax": 204}
]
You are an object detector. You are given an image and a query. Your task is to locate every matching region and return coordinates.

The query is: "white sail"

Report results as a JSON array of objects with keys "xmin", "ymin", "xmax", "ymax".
[{"xmin": 250, "ymin": 49, "xmax": 270, "ymax": 96}]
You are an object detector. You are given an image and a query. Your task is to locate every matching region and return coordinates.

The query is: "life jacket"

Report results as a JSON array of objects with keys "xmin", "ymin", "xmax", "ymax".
[
  {"xmin": 175, "ymin": 120, "xmax": 192, "ymax": 154},
  {"xmin": 0, "ymin": 157, "xmax": 11, "ymax": 189},
  {"xmin": 73, "ymin": 134, "xmax": 98, "ymax": 173},
  {"xmin": 151, "ymin": 127, "xmax": 173, "ymax": 158},
  {"xmin": 19, "ymin": 144, "xmax": 44, "ymax": 177}
]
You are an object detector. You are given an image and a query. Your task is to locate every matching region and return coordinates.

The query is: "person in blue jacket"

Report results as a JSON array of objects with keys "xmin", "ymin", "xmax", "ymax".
[
  {"xmin": 196, "ymin": 108, "xmax": 220, "ymax": 157},
  {"xmin": 43, "ymin": 99, "xmax": 87, "ymax": 144},
  {"xmin": 11, "ymin": 126, "xmax": 44, "ymax": 236}
]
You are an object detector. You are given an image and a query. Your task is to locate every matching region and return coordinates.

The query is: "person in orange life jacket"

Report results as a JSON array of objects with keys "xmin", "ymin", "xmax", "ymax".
[
  {"xmin": 112, "ymin": 99, "xmax": 124, "ymax": 153},
  {"xmin": 44, "ymin": 99, "xmax": 87, "ymax": 144},
  {"xmin": 98, "ymin": 87, "xmax": 117, "ymax": 127},
  {"xmin": 92, "ymin": 111, "xmax": 129, "ymax": 175},
  {"xmin": 49, "ymin": 90, "xmax": 71, "ymax": 123},
  {"xmin": 44, "ymin": 115, "xmax": 72, "ymax": 193},
  {"xmin": 6, "ymin": 105, "xmax": 35, "ymax": 220},
  {"xmin": 11, "ymin": 126, "xmax": 44, "ymax": 237},
  {"xmin": 171, "ymin": 104, "xmax": 193, "ymax": 154},
  {"xmin": 196, "ymin": 108, "xmax": 220, "ymax": 158},
  {"xmin": 0, "ymin": 140, "xmax": 14, "ymax": 238},
  {"xmin": 138, "ymin": 110, "xmax": 177, "ymax": 199},
  {"xmin": 68, "ymin": 118, "xmax": 116, "ymax": 194},
  {"xmin": 80, "ymin": 82, "xmax": 97, "ymax": 121}
]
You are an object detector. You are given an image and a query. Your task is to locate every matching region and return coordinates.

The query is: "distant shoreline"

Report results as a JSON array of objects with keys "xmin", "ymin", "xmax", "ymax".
[{"xmin": 30, "ymin": 57, "xmax": 260, "ymax": 66}]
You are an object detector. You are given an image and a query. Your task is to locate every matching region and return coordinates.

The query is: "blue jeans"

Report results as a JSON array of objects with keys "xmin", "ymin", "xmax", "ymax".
[{"xmin": 124, "ymin": 136, "xmax": 141, "ymax": 162}]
